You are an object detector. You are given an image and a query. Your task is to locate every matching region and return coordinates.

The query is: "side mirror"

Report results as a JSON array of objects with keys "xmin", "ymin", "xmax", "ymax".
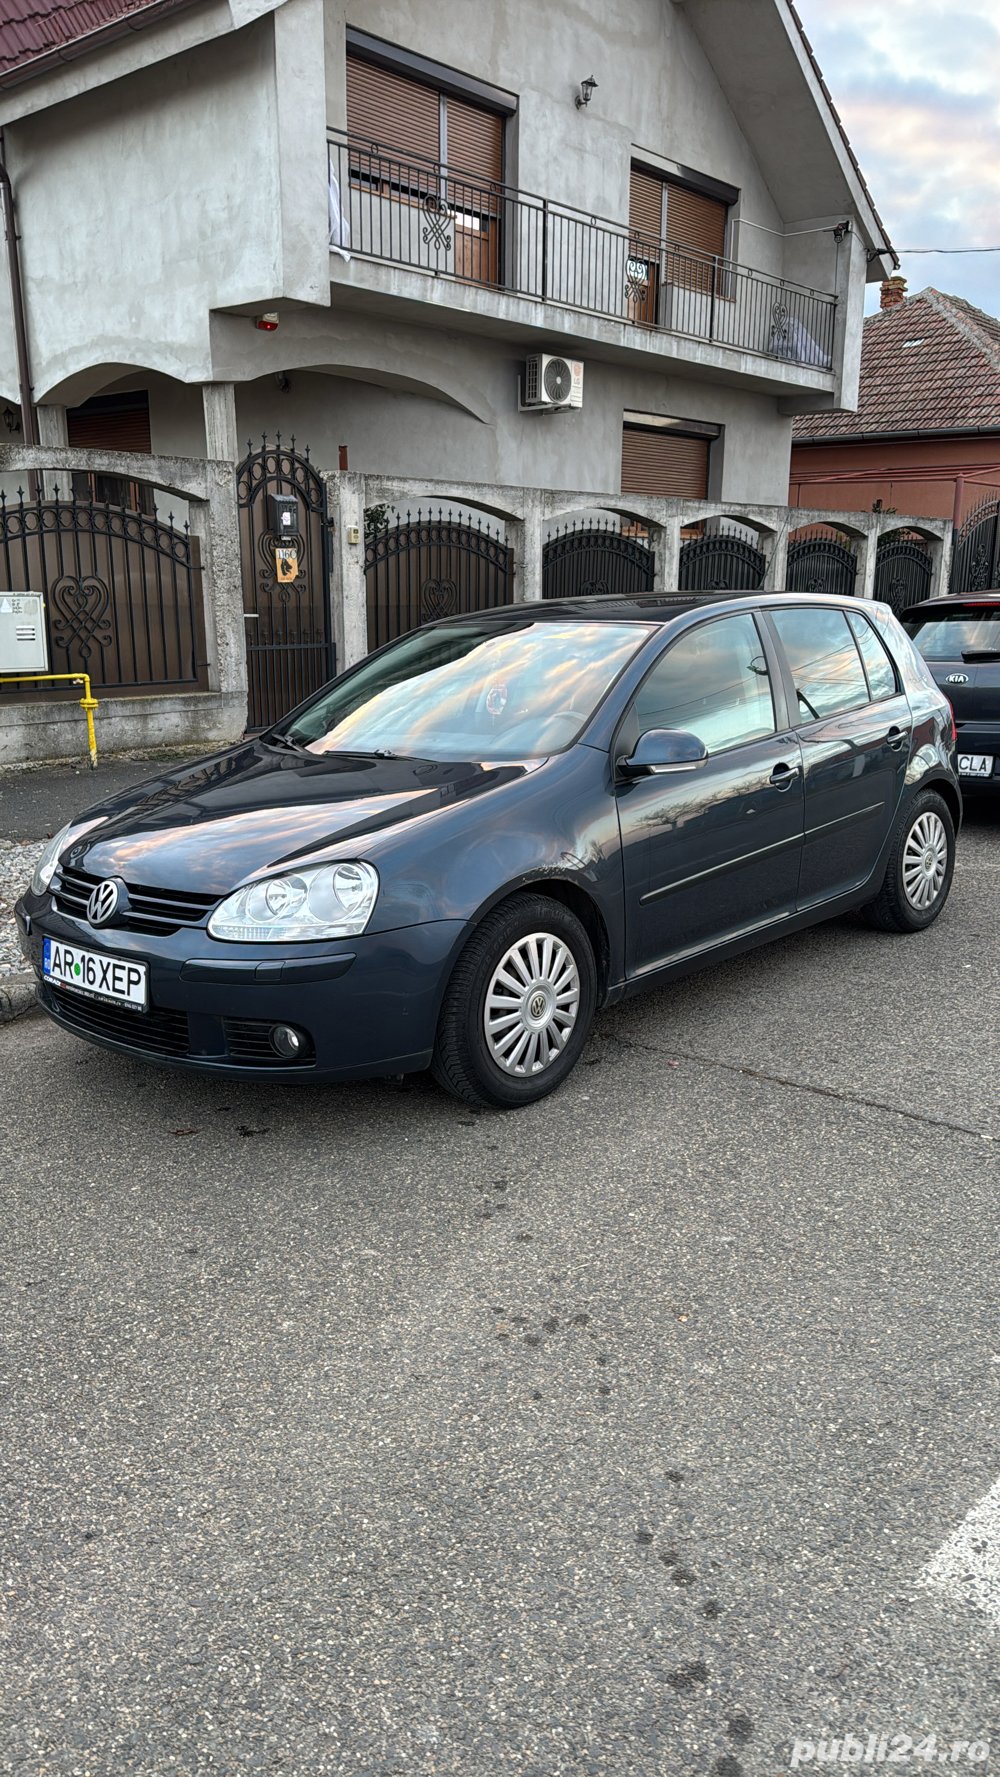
[{"xmin": 619, "ymin": 728, "xmax": 708, "ymax": 777}]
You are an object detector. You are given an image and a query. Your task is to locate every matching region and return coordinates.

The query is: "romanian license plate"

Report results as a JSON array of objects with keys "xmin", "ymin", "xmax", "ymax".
[
  {"xmin": 957, "ymin": 754, "xmax": 994, "ymax": 779},
  {"xmin": 43, "ymin": 937, "xmax": 148, "ymax": 1010}
]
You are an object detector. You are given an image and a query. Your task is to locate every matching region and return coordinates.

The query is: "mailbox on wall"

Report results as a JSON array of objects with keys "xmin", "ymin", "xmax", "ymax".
[
  {"xmin": 0, "ymin": 593, "xmax": 48, "ymax": 675},
  {"xmin": 269, "ymin": 493, "xmax": 299, "ymax": 538}
]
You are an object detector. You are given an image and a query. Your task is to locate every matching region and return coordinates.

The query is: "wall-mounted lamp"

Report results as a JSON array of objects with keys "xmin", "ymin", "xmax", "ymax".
[
  {"xmin": 575, "ymin": 75, "xmax": 598, "ymax": 109},
  {"xmin": 3, "ymin": 404, "xmax": 20, "ymax": 433}
]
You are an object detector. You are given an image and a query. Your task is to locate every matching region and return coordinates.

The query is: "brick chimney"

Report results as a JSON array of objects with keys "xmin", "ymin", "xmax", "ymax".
[{"xmin": 880, "ymin": 275, "xmax": 907, "ymax": 310}]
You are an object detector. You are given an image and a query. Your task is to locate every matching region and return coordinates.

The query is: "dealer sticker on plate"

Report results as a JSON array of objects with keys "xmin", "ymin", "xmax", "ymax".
[
  {"xmin": 957, "ymin": 754, "xmax": 994, "ymax": 779},
  {"xmin": 43, "ymin": 938, "xmax": 148, "ymax": 1010}
]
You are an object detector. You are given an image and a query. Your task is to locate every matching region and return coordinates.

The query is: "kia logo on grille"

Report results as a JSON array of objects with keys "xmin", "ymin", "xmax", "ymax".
[{"xmin": 87, "ymin": 878, "xmax": 126, "ymax": 927}]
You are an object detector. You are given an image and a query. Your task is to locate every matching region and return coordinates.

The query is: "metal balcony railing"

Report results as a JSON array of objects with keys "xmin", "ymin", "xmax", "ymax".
[{"xmin": 327, "ymin": 130, "xmax": 837, "ymax": 373}]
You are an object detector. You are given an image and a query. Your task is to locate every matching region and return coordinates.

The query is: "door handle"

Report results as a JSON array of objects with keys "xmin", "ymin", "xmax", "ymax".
[
  {"xmin": 244, "ymin": 611, "xmax": 260, "ymax": 620},
  {"xmin": 885, "ymin": 725, "xmax": 908, "ymax": 751},
  {"xmin": 769, "ymin": 760, "xmax": 800, "ymax": 788}
]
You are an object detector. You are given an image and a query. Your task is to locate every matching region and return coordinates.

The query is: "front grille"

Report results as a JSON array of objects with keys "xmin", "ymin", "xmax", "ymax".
[
  {"xmin": 222, "ymin": 1018, "xmax": 314, "ymax": 1066},
  {"xmin": 44, "ymin": 984, "xmax": 190, "ymax": 1058},
  {"xmin": 54, "ymin": 866, "xmax": 218, "ymax": 935}
]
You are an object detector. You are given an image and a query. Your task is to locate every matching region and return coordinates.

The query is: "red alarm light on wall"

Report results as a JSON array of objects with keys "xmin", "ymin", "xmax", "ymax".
[{"xmin": 255, "ymin": 312, "xmax": 279, "ymax": 332}]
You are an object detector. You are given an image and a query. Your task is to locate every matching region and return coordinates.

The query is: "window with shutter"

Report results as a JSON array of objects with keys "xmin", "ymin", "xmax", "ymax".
[
  {"xmin": 627, "ymin": 167, "xmax": 663, "ymax": 325},
  {"xmin": 346, "ymin": 56, "xmax": 440, "ymax": 197},
  {"xmin": 67, "ymin": 392, "xmax": 154, "ymax": 512},
  {"xmin": 665, "ymin": 181, "xmax": 728, "ymax": 295},
  {"xmin": 621, "ymin": 425, "xmax": 711, "ymax": 500}
]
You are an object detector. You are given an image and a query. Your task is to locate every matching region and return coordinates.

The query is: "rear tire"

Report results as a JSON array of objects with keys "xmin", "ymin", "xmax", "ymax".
[
  {"xmin": 860, "ymin": 788, "xmax": 955, "ymax": 933},
  {"xmin": 432, "ymin": 892, "xmax": 597, "ymax": 1108}
]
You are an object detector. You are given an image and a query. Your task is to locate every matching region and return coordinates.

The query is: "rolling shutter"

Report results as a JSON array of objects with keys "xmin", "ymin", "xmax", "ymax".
[
  {"xmin": 346, "ymin": 56, "xmax": 439, "ymax": 163},
  {"xmin": 446, "ymin": 97, "xmax": 502, "ymax": 186},
  {"xmin": 621, "ymin": 426, "xmax": 710, "ymax": 499},
  {"xmin": 665, "ymin": 182, "xmax": 727, "ymax": 258},
  {"xmin": 629, "ymin": 167, "xmax": 664, "ymax": 244},
  {"xmin": 67, "ymin": 392, "xmax": 151, "ymax": 453}
]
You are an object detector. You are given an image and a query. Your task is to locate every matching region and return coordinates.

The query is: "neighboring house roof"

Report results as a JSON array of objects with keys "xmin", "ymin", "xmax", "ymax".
[
  {"xmin": 0, "ymin": 0, "xmax": 201, "ymax": 88},
  {"xmin": 793, "ymin": 289, "xmax": 1000, "ymax": 443}
]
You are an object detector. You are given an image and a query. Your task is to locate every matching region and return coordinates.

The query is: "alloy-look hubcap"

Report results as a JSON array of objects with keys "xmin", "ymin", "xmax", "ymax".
[
  {"xmin": 902, "ymin": 811, "xmax": 948, "ymax": 910},
  {"xmin": 484, "ymin": 932, "xmax": 580, "ymax": 1076}
]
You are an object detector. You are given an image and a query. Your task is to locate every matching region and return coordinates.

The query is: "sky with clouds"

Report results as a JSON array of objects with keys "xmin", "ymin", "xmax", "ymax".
[{"xmin": 794, "ymin": 0, "xmax": 1000, "ymax": 317}]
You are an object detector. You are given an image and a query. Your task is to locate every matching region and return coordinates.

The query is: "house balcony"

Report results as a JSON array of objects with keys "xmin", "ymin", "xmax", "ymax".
[{"xmin": 326, "ymin": 131, "xmax": 838, "ymax": 391}]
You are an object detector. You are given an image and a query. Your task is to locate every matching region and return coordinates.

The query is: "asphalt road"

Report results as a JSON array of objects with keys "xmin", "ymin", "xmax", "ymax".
[{"xmin": 1, "ymin": 804, "xmax": 998, "ymax": 1777}]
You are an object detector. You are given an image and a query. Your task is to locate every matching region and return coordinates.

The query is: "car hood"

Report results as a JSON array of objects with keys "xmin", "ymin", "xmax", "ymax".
[{"xmin": 68, "ymin": 743, "xmax": 538, "ymax": 895}]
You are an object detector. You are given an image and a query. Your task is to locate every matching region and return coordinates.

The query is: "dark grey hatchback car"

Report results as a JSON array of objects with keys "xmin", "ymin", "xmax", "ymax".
[{"xmin": 17, "ymin": 592, "xmax": 960, "ymax": 1107}]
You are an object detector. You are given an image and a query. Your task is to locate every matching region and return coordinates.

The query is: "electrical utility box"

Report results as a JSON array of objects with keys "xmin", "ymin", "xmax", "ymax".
[
  {"xmin": 269, "ymin": 493, "xmax": 299, "ymax": 538},
  {"xmin": 0, "ymin": 593, "xmax": 48, "ymax": 675}
]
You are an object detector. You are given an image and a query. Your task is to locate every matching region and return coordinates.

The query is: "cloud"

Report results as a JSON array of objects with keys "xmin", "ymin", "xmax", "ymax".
[{"xmin": 795, "ymin": 0, "xmax": 1000, "ymax": 316}]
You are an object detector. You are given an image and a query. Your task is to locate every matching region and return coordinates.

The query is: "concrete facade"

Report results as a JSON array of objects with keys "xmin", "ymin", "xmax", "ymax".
[{"xmin": 0, "ymin": 0, "xmax": 891, "ymax": 505}]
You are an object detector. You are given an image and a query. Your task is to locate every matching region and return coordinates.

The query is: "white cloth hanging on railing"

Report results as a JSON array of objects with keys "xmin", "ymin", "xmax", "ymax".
[{"xmin": 328, "ymin": 155, "xmax": 351, "ymax": 261}]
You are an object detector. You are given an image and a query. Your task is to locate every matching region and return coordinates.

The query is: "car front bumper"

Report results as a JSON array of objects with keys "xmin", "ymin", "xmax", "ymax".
[{"xmin": 15, "ymin": 897, "xmax": 467, "ymax": 1082}]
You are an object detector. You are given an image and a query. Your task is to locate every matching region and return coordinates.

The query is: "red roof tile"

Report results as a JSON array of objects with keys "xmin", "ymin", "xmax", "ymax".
[
  {"xmin": 793, "ymin": 289, "xmax": 1000, "ymax": 441},
  {"xmin": 0, "ymin": 0, "xmax": 198, "ymax": 84}
]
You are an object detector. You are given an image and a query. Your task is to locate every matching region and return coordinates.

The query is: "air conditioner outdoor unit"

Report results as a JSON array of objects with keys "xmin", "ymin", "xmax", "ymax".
[{"xmin": 522, "ymin": 353, "xmax": 584, "ymax": 409}]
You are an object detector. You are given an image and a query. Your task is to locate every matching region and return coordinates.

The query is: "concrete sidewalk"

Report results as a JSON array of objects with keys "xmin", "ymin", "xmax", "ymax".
[{"xmin": 0, "ymin": 746, "xmax": 210, "ymax": 1021}]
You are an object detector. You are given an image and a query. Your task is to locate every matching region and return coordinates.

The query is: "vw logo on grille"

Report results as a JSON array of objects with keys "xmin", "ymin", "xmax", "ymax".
[{"xmin": 87, "ymin": 878, "xmax": 125, "ymax": 927}]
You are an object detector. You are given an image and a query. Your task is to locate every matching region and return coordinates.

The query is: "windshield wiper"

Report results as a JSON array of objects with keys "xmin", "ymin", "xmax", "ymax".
[
  {"xmin": 264, "ymin": 731, "xmax": 311, "ymax": 753},
  {"xmin": 961, "ymin": 649, "xmax": 1000, "ymax": 661}
]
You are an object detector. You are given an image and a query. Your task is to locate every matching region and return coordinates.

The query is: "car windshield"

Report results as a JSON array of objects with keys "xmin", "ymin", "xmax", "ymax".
[
  {"xmin": 903, "ymin": 606, "xmax": 1000, "ymax": 660},
  {"xmin": 281, "ymin": 619, "xmax": 652, "ymax": 761}
]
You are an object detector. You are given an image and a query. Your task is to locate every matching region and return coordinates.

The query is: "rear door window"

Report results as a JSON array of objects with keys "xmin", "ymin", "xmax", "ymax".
[
  {"xmin": 847, "ymin": 610, "xmax": 898, "ymax": 700},
  {"xmin": 769, "ymin": 606, "xmax": 870, "ymax": 723}
]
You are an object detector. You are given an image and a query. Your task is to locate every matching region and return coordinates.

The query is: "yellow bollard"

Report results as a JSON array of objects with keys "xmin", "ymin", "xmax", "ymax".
[{"xmin": 0, "ymin": 671, "xmax": 100, "ymax": 768}]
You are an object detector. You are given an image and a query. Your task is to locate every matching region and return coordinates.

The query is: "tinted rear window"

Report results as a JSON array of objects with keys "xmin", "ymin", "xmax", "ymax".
[{"xmin": 904, "ymin": 606, "xmax": 1000, "ymax": 660}]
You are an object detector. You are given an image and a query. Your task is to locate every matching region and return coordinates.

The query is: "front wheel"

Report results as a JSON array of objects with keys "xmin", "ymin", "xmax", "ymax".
[
  {"xmin": 860, "ymin": 789, "xmax": 956, "ymax": 933},
  {"xmin": 432, "ymin": 893, "xmax": 597, "ymax": 1107}
]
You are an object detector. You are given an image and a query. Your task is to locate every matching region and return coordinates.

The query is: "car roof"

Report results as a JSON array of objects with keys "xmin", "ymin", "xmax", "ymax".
[
  {"xmin": 903, "ymin": 593, "xmax": 1000, "ymax": 616},
  {"xmin": 438, "ymin": 591, "xmax": 861, "ymax": 626}
]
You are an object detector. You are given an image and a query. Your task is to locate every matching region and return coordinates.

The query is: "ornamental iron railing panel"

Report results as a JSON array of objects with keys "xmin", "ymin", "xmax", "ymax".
[
  {"xmin": 237, "ymin": 435, "xmax": 335, "ymax": 730},
  {"xmin": 542, "ymin": 520, "xmax": 654, "ymax": 599},
  {"xmin": 365, "ymin": 509, "xmax": 513, "ymax": 650},
  {"xmin": 0, "ymin": 483, "xmax": 207, "ymax": 696},
  {"xmin": 950, "ymin": 496, "xmax": 1000, "ymax": 593},
  {"xmin": 786, "ymin": 530, "xmax": 859, "ymax": 597},
  {"xmin": 328, "ymin": 132, "xmax": 837, "ymax": 373},
  {"xmin": 873, "ymin": 536, "xmax": 932, "ymax": 616},
  {"xmin": 678, "ymin": 532, "xmax": 766, "ymax": 591}
]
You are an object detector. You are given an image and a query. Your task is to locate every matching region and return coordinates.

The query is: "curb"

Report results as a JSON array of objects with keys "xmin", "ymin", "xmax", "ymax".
[{"xmin": 0, "ymin": 972, "xmax": 37, "ymax": 1023}]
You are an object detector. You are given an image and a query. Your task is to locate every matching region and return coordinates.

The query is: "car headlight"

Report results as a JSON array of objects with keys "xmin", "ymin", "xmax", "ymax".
[
  {"xmin": 207, "ymin": 861, "xmax": 379, "ymax": 943},
  {"xmin": 30, "ymin": 816, "xmax": 107, "ymax": 896}
]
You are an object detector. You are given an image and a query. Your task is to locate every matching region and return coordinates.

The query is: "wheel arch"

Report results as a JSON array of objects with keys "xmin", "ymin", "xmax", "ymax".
[
  {"xmin": 916, "ymin": 773, "xmax": 962, "ymax": 832},
  {"xmin": 467, "ymin": 876, "xmax": 613, "ymax": 1003}
]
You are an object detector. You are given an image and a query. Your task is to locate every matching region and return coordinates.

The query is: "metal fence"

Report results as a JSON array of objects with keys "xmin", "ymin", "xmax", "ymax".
[
  {"xmin": 542, "ymin": 519, "xmax": 654, "ymax": 598},
  {"xmin": 950, "ymin": 495, "xmax": 1000, "ymax": 593},
  {"xmin": 678, "ymin": 529, "xmax": 767, "ymax": 591},
  {"xmin": 365, "ymin": 509, "xmax": 513, "ymax": 649},
  {"xmin": 0, "ymin": 483, "xmax": 207, "ymax": 695},
  {"xmin": 328, "ymin": 132, "xmax": 837, "ymax": 372},
  {"xmin": 873, "ymin": 536, "xmax": 932, "ymax": 615},
  {"xmin": 786, "ymin": 528, "xmax": 859, "ymax": 597}
]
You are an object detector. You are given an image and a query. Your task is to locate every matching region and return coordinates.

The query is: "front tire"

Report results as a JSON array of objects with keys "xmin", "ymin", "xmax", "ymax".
[
  {"xmin": 432, "ymin": 893, "xmax": 597, "ymax": 1107},
  {"xmin": 861, "ymin": 789, "xmax": 956, "ymax": 932}
]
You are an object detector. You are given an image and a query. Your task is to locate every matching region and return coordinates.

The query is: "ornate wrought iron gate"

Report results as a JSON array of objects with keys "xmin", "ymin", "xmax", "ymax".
[
  {"xmin": 365, "ymin": 509, "xmax": 513, "ymax": 650},
  {"xmin": 542, "ymin": 520, "xmax": 654, "ymax": 598},
  {"xmin": 873, "ymin": 536, "xmax": 931, "ymax": 616},
  {"xmin": 0, "ymin": 482, "xmax": 206, "ymax": 696},
  {"xmin": 678, "ymin": 532, "xmax": 766, "ymax": 591},
  {"xmin": 951, "ymin": 497, "xmax": 1000, "ymax": 593},
  {"xmin": 237, "ymin": 436, "xmax": 334, "ymax": 730},
  {"xmin": 785, "ymin": 532, "xmax": 858, "ymax": 597}
]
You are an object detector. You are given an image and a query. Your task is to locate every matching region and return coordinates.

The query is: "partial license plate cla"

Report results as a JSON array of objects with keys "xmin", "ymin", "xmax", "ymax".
[
  {"xmin": 43, "ymin": 938, "xmax": 148, "ymax": 1010},
  {"xmin": 957, "ymin": 754, "xmax": 994, "ymax": 779}
]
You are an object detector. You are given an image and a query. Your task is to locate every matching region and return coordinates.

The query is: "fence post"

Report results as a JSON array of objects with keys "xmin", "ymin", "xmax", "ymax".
[
  {"xmin": 510, "ymin": 490, "xmax": 543, "ymax": 602},
  {"xmin": 926, "ymin": 530, "xmax": 951, "ymax": 600},
  {"xmin": 325, "ymin": 471, "xmax": 368, "ymax": 667},
  {"xmin": 761, "ymin": 524, "xmax": 788, "ymax": 591},
  {"xmin": 191, "ymin": 459, "xmax": 248, "ymax": 722},
  {"xmin": 656, "ymin": 516, "xmax": 681, "ymax": 590},
  {"xmin": 854, "ymin": 521, "xmax": 879, "ymax": 601}
]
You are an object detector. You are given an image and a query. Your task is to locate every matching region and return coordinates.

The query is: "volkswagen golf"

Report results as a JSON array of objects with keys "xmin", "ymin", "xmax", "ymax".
[{"xmin": 16, "ymin": 592, "xmax": 960, "ymax": 1107}]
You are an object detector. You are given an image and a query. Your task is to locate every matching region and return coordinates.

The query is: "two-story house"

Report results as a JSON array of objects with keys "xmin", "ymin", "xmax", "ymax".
[{"xmin": 0, "ymin": 0, "xmax": 893, "ymax": 504}]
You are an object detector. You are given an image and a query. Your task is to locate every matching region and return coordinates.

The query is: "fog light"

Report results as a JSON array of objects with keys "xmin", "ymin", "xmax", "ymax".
[{"xmin": 271, "ymin": 1023, "xmax": 305, "ymax": 1059}]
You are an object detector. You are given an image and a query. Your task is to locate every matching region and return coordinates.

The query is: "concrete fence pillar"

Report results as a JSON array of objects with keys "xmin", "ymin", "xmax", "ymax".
[
  {"xmin": 202, "ymin": 383, "xmax": 240, "ymax": 463},
  {"xmin": 324, "ymin": 471, "xmax": 368, "ymax": 669},
  {"xmin": 189, "ymin": 458, "xmax": 248, "ymax": 724},
  {"xmin": 927, "ymin": 531, "xmax": 951, "ymax": 599},
  {"xmin": 654, "ymin": 517, "xmax": 681, "ymax": 590},
  {"xmin": 761, "ymin": 524, "xmax": 788, "ymax": 591},
  {"xmin": 854, "ymin": 525, "xmax": 879, "ymax": 600},
  {"xmin": 509, "ymin": 490, "xmax": 543, "ymax": 602},
  {"xmin": 35, "ymin": 405, "xmax": 69, "ymax": 499}
]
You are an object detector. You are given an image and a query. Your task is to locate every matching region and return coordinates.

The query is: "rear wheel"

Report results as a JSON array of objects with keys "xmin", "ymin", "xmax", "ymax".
[
  {"xmin": 860, "ymin": 789, "xmax": 955, "ymax": 932},
  {"xmin": 432, "ymin": 893, "xmax": 597, "ymax": 1107}
]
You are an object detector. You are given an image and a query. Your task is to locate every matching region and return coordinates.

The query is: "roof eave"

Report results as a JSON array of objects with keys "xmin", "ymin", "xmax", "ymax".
[{"xmin": 0, "ymin": 0, "xmax": 206, "ymax": 92}]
